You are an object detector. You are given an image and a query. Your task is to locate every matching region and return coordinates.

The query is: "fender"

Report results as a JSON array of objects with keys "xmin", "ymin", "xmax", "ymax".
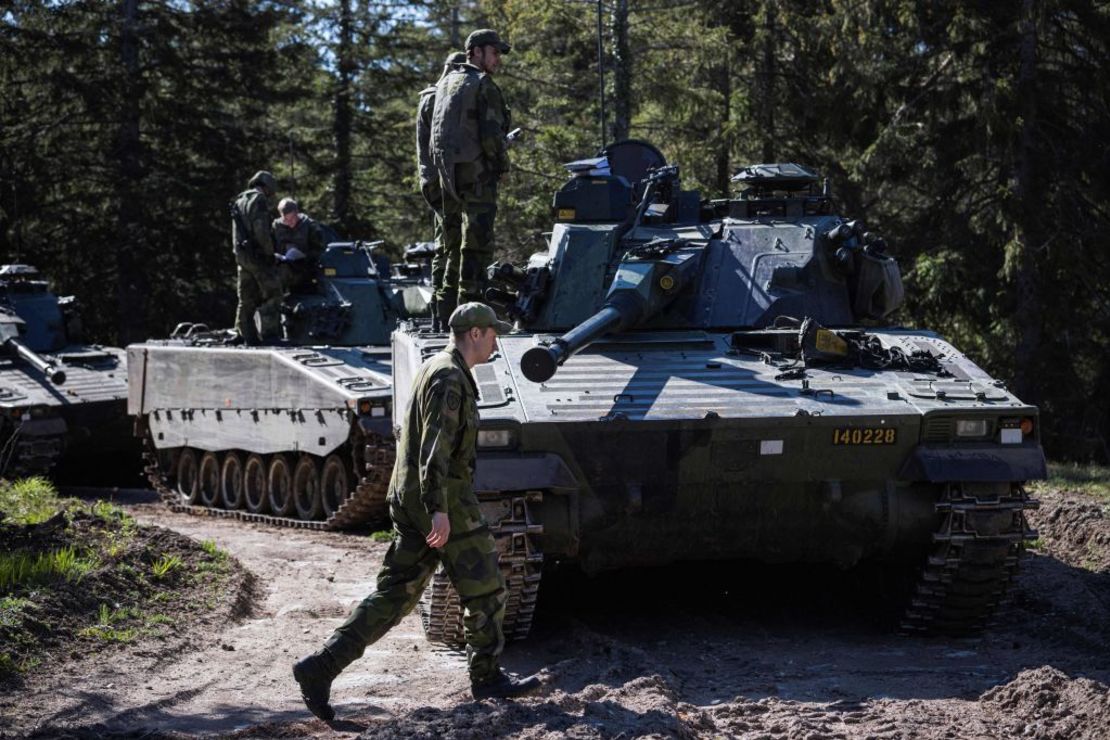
[{"xmin": 898, "ymin": 444, "xmax": 1047, "ymax": 482}]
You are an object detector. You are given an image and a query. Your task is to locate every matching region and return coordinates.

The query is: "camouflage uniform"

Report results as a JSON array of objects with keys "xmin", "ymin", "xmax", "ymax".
[
  {"xmin": 417, "ymin": 81, "xmax": 451, "ymax": 300},
  {"xmin": 272, "ymin": 213, "xmax": 327, "ymax": 292},
  {"xmin": 432, "ymin": 63, "xmax": 511, "ymax": 311},
  {"xmin": 232, "ymin": 183, "xmax": 282, "ymax": 343},
  {"xmin": 319, "ymin": 346, "xmax": 507, "ymax": 682}
]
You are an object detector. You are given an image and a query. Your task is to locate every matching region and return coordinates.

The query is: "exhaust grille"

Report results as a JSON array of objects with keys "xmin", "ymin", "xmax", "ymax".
[{"xmin": 922, "ymin": 416, "xmax": 952, "ymax": 443}]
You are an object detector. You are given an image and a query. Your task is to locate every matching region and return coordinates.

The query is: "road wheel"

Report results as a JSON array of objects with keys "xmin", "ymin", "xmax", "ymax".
[
  {"xmin": 220, "ymin": 452, "xmax": 245, "ymax": 510},
  {"xmin": 293, "ymin": 456, "xmax": 323, "ymax": 521},
  {"xmin": 267, "ymin": 454, "xmax": 294, "ymax": 517},
  {"xmin": 198, "ymin": 452, "xmax": 221, "ymax": 507},
  {"xmin": 320, "ymin": 454, "xmax": 350, "ymax": 518},
  {"xmin": 175, "ymin": 448, "xmax": 200, "ymax": 504},
  {"xmin": 243, "ymin": 454, "xmax": 269, "ymax": 513}
]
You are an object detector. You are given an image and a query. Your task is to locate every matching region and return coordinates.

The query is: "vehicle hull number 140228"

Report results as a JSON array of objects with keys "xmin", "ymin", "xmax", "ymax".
[{"xmin": 832, "ymin": 427, "xmax": 897, "ymax": 445}]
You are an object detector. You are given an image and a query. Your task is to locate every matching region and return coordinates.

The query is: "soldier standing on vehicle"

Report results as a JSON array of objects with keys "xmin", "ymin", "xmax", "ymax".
[
  {"xmin": 430, "ymin": 29, "xmax": 513, "ymax": 324},
  {"xmin": 293, "ymin": 303, "xmax": 540, "ymax": 719},
  {"xmin": 417, "ymin": 51, "xmax": 467, "ymax": 329},
  {"xmin": 272, "ymin": 197, "xmax": 328, "ymax": 293},
  {"xmin": 231, "ymin": 171, "xmax": 283, "ymax": 345}
]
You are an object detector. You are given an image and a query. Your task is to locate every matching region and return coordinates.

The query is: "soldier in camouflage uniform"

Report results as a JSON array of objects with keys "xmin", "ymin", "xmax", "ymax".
[
  {"xmin": 272, "ymin": 197, "xmax": 328, "ymax": 293},
  {"xmin": 293, "ymin": 303, "xmax": 540, "ymax": 719},
  {"xmin": 430, "ymin": 29, "xmax": 513, "ymax": 323},
  {"xmin": 417, "ymin": 51, "xmax": 467, "ymax": 328},
  {"xmin": 232, "ymin": 171, "xmax": 282, "ymax": 345}
]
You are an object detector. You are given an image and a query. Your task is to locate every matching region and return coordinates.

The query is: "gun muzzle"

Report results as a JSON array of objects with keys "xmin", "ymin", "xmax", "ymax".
[{"xmin": 6, "ymin": 338, "xmax": 66, "ymax": 385}]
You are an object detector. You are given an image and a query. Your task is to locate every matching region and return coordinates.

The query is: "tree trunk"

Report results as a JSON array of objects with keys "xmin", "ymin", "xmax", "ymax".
[
  {"xmin": 713, "ymin": 47, "xmax": 732, "ymax": 197},
  {"xmin": 758, "ymin": 0, "xmax": 776, "ymax": 162},
  {"xmin": 610, "ymin": 0, "xmax": 631, "ymax": 143},
  {"xmin": 332, "ymin": 0, "xmax": 354, "ymax": 233},
  {"xmin": 115, "ymin": 0, "xmax": 144, "ymax": 343},
  {"xmin": 1011, "ymin": 0, "xmax": 1044, "ymax": 405}
]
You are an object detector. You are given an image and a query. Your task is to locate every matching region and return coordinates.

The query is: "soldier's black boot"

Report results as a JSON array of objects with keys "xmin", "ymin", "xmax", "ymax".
[
  {"xmin": 293, "ymin": 649, "xmax": 341, "ymax": 721},
  {"xmin": 471, "ymin": 669, "xmax": 541, "ymax": 700},
  {"xmin": 429, "ymin": 298, "xmax": 441, "ymax": 332},
  {"xmin": 437, "ymin": 296, "xmax": 457, "ymax": 331}
]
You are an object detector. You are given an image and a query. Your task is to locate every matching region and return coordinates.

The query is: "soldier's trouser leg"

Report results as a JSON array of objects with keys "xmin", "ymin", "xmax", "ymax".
[
  {"xmin": 438, "ymin": 192, "xmax": 463, "ymax": 308},
  {"xmin": 255, "ymin": 267, "xmax": 284, "ymax": 341},
  {"xmin": 235, "ymin": 266, "xmax": 262, "ymax": 344},
  {"xmin": 458, "ymin": 183, "xmax": 498, "ymax": 304},
  {"xmin": 439, "ymin": 525, "xmax": 507, "ymax": 683},
  {"xmin": 424, "ymin": 186, "xmax": 446, "ymax": 299},
  {"xmin": 323, "ymin": 516, "xmax": 440, "ymax": 671},
  {"xmin": 322, "ymin": 511, "xmax": 506, "ymax": 683}
]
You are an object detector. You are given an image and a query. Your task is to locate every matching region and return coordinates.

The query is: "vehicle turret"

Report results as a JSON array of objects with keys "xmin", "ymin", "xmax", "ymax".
[{"xmin": 0, "ymin": 264, "xmax": 128, "ymax": 476}]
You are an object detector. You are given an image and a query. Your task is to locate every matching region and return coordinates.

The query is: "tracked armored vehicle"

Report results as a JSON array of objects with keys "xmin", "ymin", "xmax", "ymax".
[
  {"xmin": 0, "ymin": 264, "xmax": 129, "ymax": 478},
  {"xmin": 130, "ymin": 241, "xmax": 433, "ymax": 529},
  {"xmin": 394, "ymin": 141, "xmax": 1044, "ymax": 642}
]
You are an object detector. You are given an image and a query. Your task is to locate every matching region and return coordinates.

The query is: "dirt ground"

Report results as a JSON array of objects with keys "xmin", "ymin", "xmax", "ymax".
[{"xmin": 2, "ymin": 486, "xmax": 1108, "ymax": 739}]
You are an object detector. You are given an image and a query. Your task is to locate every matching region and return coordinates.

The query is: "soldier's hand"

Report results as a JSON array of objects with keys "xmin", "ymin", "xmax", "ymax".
[{"xmin": 426, "ymin": 511, "xmax": 451, "ymax": 549}]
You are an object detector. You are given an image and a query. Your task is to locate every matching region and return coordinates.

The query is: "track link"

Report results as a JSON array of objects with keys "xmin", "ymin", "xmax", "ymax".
[
  {"xmin": 421, "ymin": 491, "xmax": 544, "ymax": 646},
  {"xmin": 143, "ymin": 431, "xmax": 394, "ymax": 531},
  {"xmin": 1, "ymin": 428, "xmax": 65, "ymax": 479},
  {"xmin": 901, "ymin": 481, "xmax": 1038, "ymax": 634}
]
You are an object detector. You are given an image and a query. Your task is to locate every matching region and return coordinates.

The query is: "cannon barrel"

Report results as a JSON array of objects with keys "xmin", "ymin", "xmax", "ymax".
[
  {"xmin": 6, "ymin": 338, "xmax": 65, "ymax": 385},
  {"xmin": 520, "ymin": 302, "xmax": 630, "ymax": 384}
]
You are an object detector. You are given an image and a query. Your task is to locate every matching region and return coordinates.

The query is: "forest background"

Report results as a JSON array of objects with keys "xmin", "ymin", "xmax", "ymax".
[{"xmin": 1, "ymin": 0, "xmax": 1108, "ymax": 459}]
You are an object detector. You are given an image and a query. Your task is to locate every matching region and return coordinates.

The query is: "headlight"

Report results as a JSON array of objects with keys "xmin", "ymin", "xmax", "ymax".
[
  {"xmin": 955, "ymin": 419, "xmax": 989, "ymax": 437},
  {"xmin": 477, "ymin": 429, "xmax": 515, "ymax": 448}
]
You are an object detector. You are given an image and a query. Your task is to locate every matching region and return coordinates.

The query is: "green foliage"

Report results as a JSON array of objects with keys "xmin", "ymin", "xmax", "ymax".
[
  {"xmin": 0, "ymin": 547, "xmax": 98, "ymax": 591},
  {"xmin": 370, "ymin": 529, "xmax": 396, "ymax": 543},
  {"xmin": 151, "ymin": 554, "xmax": 184, "ymax": 580},
  {"xmin": 0, "ymin": 478, "xmax": 60, "ymax": 525},
  {"xmin": 2, "ymin": 0, "xmax": 1109, "ymax": 456},
  {"xmin": 0, "ymin": 596, "xmax": 31, "ymax": 628},
  {"xmin": 79, "ymin": 604, "xmax": 138, "ymax": 643},
  {"xmin": 1035, "ymin": 463, "xmax": 1110, "ymax": 503},
  {"xmin": 200, "ymin": 539, "xmax": 226, "ymax": 560}
]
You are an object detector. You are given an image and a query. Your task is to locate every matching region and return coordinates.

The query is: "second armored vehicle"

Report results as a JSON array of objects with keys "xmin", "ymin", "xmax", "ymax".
[
  {"xmin": 130, "ymin": 241, "xmax": 431, "ymax": 529},
  {"xmin": 393, "ymin": 141, "xmax": 1043, "ymax": 642},
  {"xmin": 0, "ymin": 264, "xmax": 129, "ymax": 478}
]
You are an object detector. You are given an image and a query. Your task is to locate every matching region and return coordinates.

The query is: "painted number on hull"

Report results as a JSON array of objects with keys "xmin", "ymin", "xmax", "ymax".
[{"xmin": 832, "ymin": 427, "xmax": 897, "ymax": 445}]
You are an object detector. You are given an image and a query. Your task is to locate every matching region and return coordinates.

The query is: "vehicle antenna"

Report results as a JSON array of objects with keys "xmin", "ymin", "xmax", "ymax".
[{"xmin": 596, "ymin": 0, "xmax": 606, "ymax": 150}]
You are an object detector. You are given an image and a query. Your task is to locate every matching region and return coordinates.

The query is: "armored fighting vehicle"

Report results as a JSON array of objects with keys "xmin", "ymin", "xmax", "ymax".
[
  {"xmin": 393, "ymin": 141, "xmax": 1043, "ymax": 642},
  {"xmin": 0, "ymin": 264, "xmax": 129, "ymax": 478},
  {"xmin": 130, "ymin": 241, "xmax": 432, "ymax": 529}
]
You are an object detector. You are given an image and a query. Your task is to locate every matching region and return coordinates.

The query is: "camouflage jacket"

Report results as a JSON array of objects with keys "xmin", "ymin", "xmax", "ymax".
[
  {"xmin": 476, "ymin": 74, "xmax": 511, "ymax": 178},
  {"xmin": 232, "ymin": 188, "xmax": 275, "ymax": 266},
  {"xmin": 272, "ymin": 214, "xmax": 326, "ymax": 261},
  {"xmin": 416, "ymin": 85, "xmax": 437, "ymax": 191},
  {"xmin": 431, "ymin": 64, "xmax": 511, "ymax": 188},
  {"xmin": 388, "ymin": 347, "xmax": 483, "ymax": 534}
]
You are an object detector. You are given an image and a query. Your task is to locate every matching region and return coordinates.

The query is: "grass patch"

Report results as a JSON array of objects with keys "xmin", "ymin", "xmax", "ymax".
[
  {"xmin": 370, "ymin": 529, "xmax": 396, "ymax": 543},
  {"xmin": 151, "ymin": 554, "xmax": 184, "ymax": 580},
  {"xmin": 0, "ymin": 546, "xmax": 99, "ymax": 591},
  {"xmin": 0, "ymin": 596, "xmax": 32, "ymax": 628},
  {"xmin": 78, "ymin": 603, "xmax": 140, "ymax": 643},
  {"xmin": 1035, "ymin": 463, "xmax": 1110, "ymax": 502},
  {"xmin": 0, "ymin": 477, "xmax": 61, "ymax": 525}
]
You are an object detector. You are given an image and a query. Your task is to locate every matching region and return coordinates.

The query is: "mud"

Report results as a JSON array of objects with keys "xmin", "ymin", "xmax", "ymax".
[{"xmin": 1, "ymin": 487, "xmax": 1107, "ymax": 739}]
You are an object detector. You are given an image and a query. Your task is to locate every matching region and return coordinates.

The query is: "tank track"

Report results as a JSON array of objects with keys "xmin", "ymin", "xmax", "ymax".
[
  {"xmin": 420, "ymin": 491, "xmax": 544, "ymax": 646},
  {"xmin": 142, "ymin": 431, "xmax": 394, "ymax": 531},
  {"xmin": 901, "ymin": 481, "xmax": 1038, "ymax": 634},
  {"xmin": 1, "ymin": 430, "xmax": 65, "ymax": 479}
]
